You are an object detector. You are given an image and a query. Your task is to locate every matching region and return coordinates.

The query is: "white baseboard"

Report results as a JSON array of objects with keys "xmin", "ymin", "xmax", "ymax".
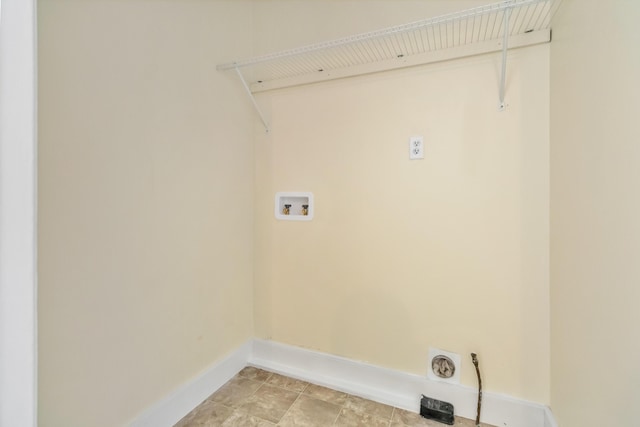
[
  {"xmin": 129, "ymin": 338, "xmax": 558, "ymax": 427},
  {"xmin": 544, "ymin": 406, "xmax": 559, "ymax": 427},
  {"xmin": 129, "ymin": 340, "xmax": 252, "ymax": 427},
  {"xmin": 251, "ymin": 339, "xmax": 554, "ymax": 427}
]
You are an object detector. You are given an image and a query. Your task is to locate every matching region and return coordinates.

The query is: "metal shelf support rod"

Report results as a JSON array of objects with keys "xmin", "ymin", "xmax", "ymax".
[
  {"xmin": 235, "ymin": 66, "xmax": 270, "ymax": 132},
  {"xmin": 499, "ymin": 6, "xmax": 512, "ymax": 111}
]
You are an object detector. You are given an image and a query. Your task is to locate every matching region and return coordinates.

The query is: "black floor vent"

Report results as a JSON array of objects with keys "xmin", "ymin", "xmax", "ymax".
[{"xmin": 420, "ymin": 394, "xmax": 454, "ymax": 425}]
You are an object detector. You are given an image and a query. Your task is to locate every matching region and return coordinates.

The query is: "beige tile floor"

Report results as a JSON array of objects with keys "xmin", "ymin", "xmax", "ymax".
[{"xmin": 174, "ymin": 366, "xmax": 496, "ymax": 427}]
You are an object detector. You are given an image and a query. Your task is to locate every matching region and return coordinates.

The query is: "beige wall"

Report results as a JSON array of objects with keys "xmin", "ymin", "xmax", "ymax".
[
  {"xmin": 253, "ymin": 3, "xmax": 550, "ymax": 403},
  {"xmin": 37, "ymin": 1, "xmax": 254, "ymax": 426},
  {"xmin": 37, "ymin": 1, "xmax": 556, "ymax": 424},
  {"xmin": 550, "ymin": 1, "xmax": 640, "ymax": 425}
]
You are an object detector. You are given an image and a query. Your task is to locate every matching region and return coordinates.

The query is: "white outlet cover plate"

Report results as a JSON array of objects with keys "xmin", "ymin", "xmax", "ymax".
[
  {"xmin": 427, "ymin": 347, "xmax": 461, "ymax": 385},
  {"xmin": 409, "ymin": 135, "xmax": 424, "ymax": 160}
]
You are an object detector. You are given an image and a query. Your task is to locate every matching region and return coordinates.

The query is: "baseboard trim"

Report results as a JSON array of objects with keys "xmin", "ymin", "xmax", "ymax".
[
  {"xmin": 250, "ymin": 339, "xmax": 551, "ymax": 427},
  {"xmin": 129, "ymin": 338, "xmax": 557, "ymax": 427},
  {"xmin": 544, "ymin": 406, "xmax": 559, "ymax": 427},
  {"xmin": 129, "ymin": 339, "xmax": 252, "ymax": 427}
]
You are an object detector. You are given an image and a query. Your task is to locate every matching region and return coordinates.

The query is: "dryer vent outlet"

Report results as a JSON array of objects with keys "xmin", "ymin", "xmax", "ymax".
[{"xmin": 427, "ymin": 347, "xmax": 461, "ymax": 385}]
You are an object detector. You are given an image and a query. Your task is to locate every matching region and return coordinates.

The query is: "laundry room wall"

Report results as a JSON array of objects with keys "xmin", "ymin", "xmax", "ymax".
[
  {"xmin": 252, "ymin": 0, "xmax": 551, "ymax": 404},
  {"xmin": 38, "ymin": 1, "xmax": 255, "ymax": 426}
]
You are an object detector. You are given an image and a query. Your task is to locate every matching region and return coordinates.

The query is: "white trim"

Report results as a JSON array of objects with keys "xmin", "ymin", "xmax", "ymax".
[
  {"xmin": 0, "ymin": 0, "xmax": 38, "ymax": 426},
  {"xmin": 129, "ymin": 339, "xmax": 557, "ymax": 427},
  {"xmin": 544, "ymin": 406, "xmax": 559, "ymax": 427},
  {"xmin": 251, "ymin": 339, "xmax": 549, "ymax": 427},
  {"xmin": 129, "ymin": 340, "xmax": 253, "ymax": 427}
]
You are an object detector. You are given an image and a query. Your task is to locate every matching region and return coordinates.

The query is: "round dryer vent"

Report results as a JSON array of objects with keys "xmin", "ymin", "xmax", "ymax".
[
  {"xmin": 427, "ymin": 347, "xmax": 461, "ymax": 384},
  {"xmin": 431, "ymin": 355, "xmax": 456, "ymax": 379}
]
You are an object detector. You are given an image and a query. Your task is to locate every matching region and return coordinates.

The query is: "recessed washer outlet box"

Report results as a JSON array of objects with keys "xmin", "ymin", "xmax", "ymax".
[
  {"xmin": 427, "ymin": 347, "xmax": 461, "ymax": 385},
  {"xmin": 275, "ymin": 192, "xmax": 314, "ymax": 221}
]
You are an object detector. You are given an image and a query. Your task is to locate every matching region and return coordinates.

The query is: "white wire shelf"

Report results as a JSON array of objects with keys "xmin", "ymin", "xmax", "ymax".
[
  {"xmin": 218, "ymin": 0, "xmax": 559, "ymax": 93},
  {"xmin": 218, "ymin": 0, "xmax": 561, "ymax": 131}
]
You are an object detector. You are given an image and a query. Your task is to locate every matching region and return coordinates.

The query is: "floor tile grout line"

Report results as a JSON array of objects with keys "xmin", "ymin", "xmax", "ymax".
[
  {"xmin": 330, "ymin": 405, "xmax": 343, "ymax": 426},
  {"xmin": 254, "ymin": 370, "xmax": 305, "ymax": 426},
  {"xmin": 238, "ymin": 368, "xmax": 398, "ymax": 426},
  {"xmin": 182, "ymin": 367, "xmax": 492, "ymax": 427},
  {"xmin": 274, "ymin": 388, "xmax": 303, "ymax": 425}
]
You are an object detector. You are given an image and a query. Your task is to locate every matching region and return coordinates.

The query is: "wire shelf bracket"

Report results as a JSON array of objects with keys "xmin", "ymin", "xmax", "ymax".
[
  {"xmin": 235, "ymin": 66, "xmax": 270, "ymax": 133},
  {"xmin": 499, "ymin": 6, "xmax": 512, "ymax": 111},
  {"xmin": 218, "ymin": 0, "xmax": 560, "ymax": 125}
]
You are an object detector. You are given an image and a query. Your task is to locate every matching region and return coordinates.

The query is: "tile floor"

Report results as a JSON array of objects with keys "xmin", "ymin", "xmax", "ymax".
[{"xmin": 174, "ymin": 366, "xmax": 496, "ymax": 427}]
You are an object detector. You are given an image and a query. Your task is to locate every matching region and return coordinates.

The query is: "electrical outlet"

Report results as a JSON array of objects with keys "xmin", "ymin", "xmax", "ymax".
[{"xmin": 409, "ymin": 136, "xmax": 424, "ymax": 160}]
